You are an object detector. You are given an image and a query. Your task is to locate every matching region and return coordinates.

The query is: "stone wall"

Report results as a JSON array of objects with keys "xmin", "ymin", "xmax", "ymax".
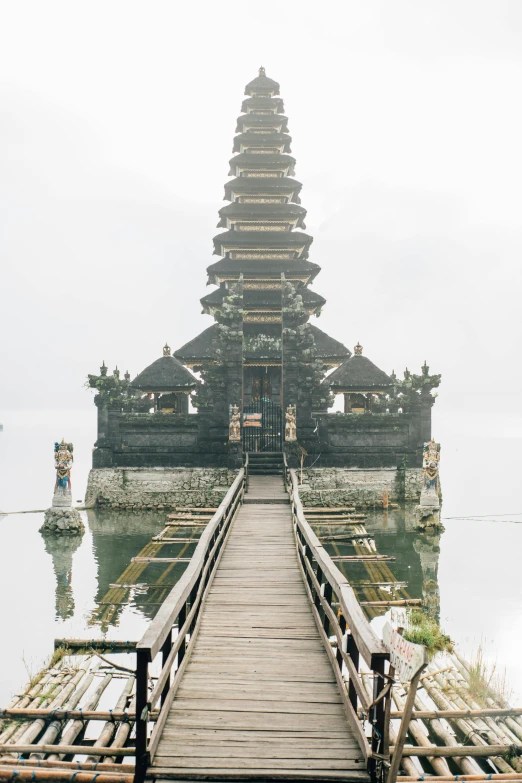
[
  {"xmin": 85, "ymin": 467, "xmax": 237, "ymax": 509},
  {"xmin": 297, "ymin": 467, "xmax": 424, "ymax": 506}
]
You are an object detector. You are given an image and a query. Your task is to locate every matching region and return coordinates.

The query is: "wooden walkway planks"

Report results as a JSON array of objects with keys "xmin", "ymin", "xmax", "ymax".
[{"xmin": 149, "ymin": 476, "xmax": 368, "ymax": 781}]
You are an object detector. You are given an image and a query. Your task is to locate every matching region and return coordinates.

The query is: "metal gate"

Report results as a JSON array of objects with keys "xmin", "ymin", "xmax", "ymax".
[{"xmin": 242, "ymin": 400, "xmax": 283, "ymax": 453}]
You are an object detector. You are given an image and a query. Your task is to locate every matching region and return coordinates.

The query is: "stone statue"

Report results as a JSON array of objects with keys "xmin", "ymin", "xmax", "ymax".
[
  {"xmin": 54, "ymin": 439, "xmax": 74, "ymax": 503},
  {"xmin": 40, "ymin": 439, "xmax": 84, "ymax": 536},
  {"xmin": 285, "ymin": 404, "xmax": 297, "ymax": 442},
  {"xmin": 229, "ymin": 404, "xmax": 241, "ymax": 442},
  {"xmin": 420, "ymin": 438, "xmax": 441, "ymax": 509}
]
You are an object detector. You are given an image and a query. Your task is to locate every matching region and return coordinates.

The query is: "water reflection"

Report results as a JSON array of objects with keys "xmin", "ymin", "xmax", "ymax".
[
  {"xmin": 320, "ymin": 507, "xmax": 442, "ymax": 622},
  {"xmin": 43, "ymin": 534, "xmax": 82, "ymax": 620},
  {"xmin": 85, "ymin": 509, "xmax": 199, "ymax": 632}
]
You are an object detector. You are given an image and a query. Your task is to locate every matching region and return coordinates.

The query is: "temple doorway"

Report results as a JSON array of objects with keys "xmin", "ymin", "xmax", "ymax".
[
  {"xmin": 242, "ymin": 398, "xmax": 283, "ymax": 453},
  {"xmin": 242, "ymin": 366, "xmax": 283, "ymax": 452}
]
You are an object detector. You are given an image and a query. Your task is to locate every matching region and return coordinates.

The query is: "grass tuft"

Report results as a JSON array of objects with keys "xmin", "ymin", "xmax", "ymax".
[
  {"xmin": 467, "ymin": 645, "xmax": 512, "ymax": 706},
  {"xmin": 402, "ymin": 609, "xmax": 453, "ymax": 658}
]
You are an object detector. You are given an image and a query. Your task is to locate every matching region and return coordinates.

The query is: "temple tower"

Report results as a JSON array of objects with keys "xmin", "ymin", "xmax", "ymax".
[{"xmin": 176, "ymin": 68, "xmax": 348, "ymax": 452}]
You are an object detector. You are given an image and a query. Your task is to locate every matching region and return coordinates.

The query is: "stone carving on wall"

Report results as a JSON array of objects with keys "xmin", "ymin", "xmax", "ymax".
[
  {"xmin": 229, "ymin": 405, "xmax": 241, "ymax": 442},
  {"xmin": 420, "ymin": 438, "xmax": 441, "ymax": 508},
  {"xmin": 285, "ymin": 404, "xmax": 297, "ymax": 442}
]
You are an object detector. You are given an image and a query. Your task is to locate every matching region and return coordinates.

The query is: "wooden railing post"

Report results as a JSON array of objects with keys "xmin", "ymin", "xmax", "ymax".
[
  {"xmin": 177, "ymin": 604, "xmax": 187, "ymax": 667},
  {"xmin": 323, "ymin": 582, "xmax": 333, "ymax": 635},
  {"xmin": 160, "ymin": 629, "xmax": 172, "ymax": 708},
  {"xmin": 135, "ymin": 648, "xmax": 150, "ymax": 783},
  {"xmin": 314, "ymin": 566, "xmax": 323, "ymax": 612},
  {"xmin": 347, "ymin": 632, "xmax": 360, "ymax": 714},
  {"xmin": 336, "ymin": 612, "xmax": 347, "ymax": 669},
  {"xmin": 370, "ymin": 656, "xmax": 387, "ymax": 782}
]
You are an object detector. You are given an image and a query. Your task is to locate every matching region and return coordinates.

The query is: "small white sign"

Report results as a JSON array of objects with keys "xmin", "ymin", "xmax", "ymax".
[{"xmin": 382, "ymin": 622, "xmax": 427, "ymax": 682}]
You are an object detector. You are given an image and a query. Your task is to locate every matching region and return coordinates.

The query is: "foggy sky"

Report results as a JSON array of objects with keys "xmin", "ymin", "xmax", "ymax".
[{"xmin": 1, "ymin": 0, "xmax": 522, "ymax": 440}]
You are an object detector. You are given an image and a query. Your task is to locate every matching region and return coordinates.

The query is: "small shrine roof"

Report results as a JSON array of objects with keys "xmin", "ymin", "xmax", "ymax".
[
  {"xmin": 217, "ymin": 202, "xmax": 307, "ymax": 229},
  {"xmin": 224, "ymin": 177, "xmax": 302, "ymax": 202},
  {"xmin": 175, "ymin": 324, "xmax": 222, "ymax": 363},
  {"xmin": 233, "ymin": 133, "xmax": 292, "ymax": 153},
  {"xmin": 228, "ymin": 153, "xmax": 296, "ymax": 176},
  {"xmin": 241, "ymin": 97, "xmax": 285, "ymax": 113},
  {"xmin": 131, "ymin": 348, "xmax": 199, "ymax": 391},
  {"xmin": 327, "ymin": 349, "xmax": 392, "ymax": 391},
  {"xmin": 309, "ymin": 326, "xmax": 350, "ymax": 365},
  {"xmin": 245, "ymin": 69, "xmax": 280, "ymax": 96}
]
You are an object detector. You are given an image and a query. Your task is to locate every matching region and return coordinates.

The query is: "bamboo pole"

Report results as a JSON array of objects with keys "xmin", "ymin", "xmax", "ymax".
[
  {"xmin": 85, "ymin": 675, "xmax": 135, "ymax": 763},
  {"xmin": 391, "ymin": 684, "xmax": 451, "ymax": 776},
  {"xmin": 0, "ymin": 709, "xmax": 153, "ymax": 722},
  {"xmin": 392, "ymin": 746, "xmax": 522, "ymax": 758},
  {"xmin": 0, "ymin": 746, "xmax": 133, "ymax": 757},
  {"xmin": 0, "ymin": 662, "xmax": 64, "ymax": 736},
  {"xmin": 46, "ymin": 672, "xmax": 114, "ymax": 761},
  {"xmin": 437, "ymin": 669, "xmax": 522, "ymax": 773},
  {"xmin": 0, "ymin": 759, "xmax": 134, "ymax": 773},
  {"xmin": 390, "ymin": 708, "xmax": 522, "ymax": 720},
  {"xmin": 1, "ymin": 664, "xmax": 79, "ymax": 755},
  {"xmin": 451, "ymin": 653, "xmax": 522, "ymax": 741},
  {"xmin": 407, "ymin": 679, "xmax": 478, "ymax": 775},
  {"xmin": 54, "ymin": 640, "xmax": 137, "ymax": 651},
  {"xmin": 397, "ymin": 776, "xmax": 522, "ymax": 781},
  {"xmin": 29, "ymin": 659, "xmax": 96, "ymax": 760},
  {"xmin": 421, "ymin": 670, "xmax": 516, "ymax": 774},
  {"xmin": 0, "ymin": 768, "xmax": 132, "ymax": 783},
  {"xmin": 103, "ymin": 694, "xmax": 136, "ymax": 764}
]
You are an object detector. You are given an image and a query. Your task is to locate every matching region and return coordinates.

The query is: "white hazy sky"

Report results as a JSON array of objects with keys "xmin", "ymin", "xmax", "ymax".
[{"xmin": 1, "ymin": 0, "xmax": 522, "ymax": 437}]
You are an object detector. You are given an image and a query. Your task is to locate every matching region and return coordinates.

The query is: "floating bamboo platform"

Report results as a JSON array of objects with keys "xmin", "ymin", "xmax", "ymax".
[{"xmin": 0, "ymin": 648, "xmax": 138, "ymax": 782}]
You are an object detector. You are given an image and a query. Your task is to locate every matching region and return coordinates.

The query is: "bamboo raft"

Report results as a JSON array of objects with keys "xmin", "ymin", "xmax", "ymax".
[
  {"xmin": 3, "ymin": 472, "xmax": 521, "ymax": 781},
  {"xmin": 302, "ymin": 499, "xmax": 522, "ymax": 780}
]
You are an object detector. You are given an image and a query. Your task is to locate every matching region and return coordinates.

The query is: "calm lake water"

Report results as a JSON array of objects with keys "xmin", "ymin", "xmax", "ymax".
[{"xmin": 0, "ymin": 409, "xmax": 521, "ymax": 706}]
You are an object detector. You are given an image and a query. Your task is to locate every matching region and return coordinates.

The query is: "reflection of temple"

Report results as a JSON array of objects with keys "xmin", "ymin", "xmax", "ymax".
[
  {"xmin": 43, "ymin": 535, "xmax": 82, "ymax": 620},
  {"xmin": 87, "ymin": 510, "xmax": 185, "ymax": 632},
  {"xmin": 363, "ymin": 508, "xmax": 442, "ymax": 621}
]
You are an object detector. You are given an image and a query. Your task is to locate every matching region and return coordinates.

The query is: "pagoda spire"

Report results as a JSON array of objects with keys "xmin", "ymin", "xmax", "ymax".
[{"xmin": 177, "ymin": 71, "xmax": 349, "ymax": 382}]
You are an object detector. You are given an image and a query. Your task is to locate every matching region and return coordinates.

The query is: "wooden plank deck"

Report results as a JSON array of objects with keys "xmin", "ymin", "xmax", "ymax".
[{"xmin": 149, "ymin": 476, "xmax": 368, "ymax": 781}]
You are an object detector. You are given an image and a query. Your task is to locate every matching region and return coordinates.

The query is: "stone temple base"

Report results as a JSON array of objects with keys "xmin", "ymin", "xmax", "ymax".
[{"xmin": 40, "ymin": 507, "xmax": 85, "ymax": 536}]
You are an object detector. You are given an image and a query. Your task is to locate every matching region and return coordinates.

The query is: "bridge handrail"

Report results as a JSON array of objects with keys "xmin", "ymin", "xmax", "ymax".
[
  {"xmin": 283, "ymin": 454, "xmax": 390, "ymax": 769},
  {"xmin": 134, "ymin": 465, "xmax": 246, "ymax": 780}
]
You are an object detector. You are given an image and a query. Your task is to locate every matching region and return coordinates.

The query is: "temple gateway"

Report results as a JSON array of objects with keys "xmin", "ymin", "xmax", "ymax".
[{"xmin": 86, "ymin": 69, "xmax": 440, "ymax": 508}]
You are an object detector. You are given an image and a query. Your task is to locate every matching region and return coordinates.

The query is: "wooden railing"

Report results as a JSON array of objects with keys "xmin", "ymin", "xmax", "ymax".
[
  {"xmin": 283, "ymin": 456, "xmax": 391, "ymax": 781},
  {"xmin": 134, "ymin": 467, "xmax": 246, "ymax": 782}
]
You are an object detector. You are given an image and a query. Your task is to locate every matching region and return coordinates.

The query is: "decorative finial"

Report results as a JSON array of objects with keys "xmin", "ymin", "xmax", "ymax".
[
  {"xmin": 124, "ymin": 370, "xmax": 131, "ymax": 381},
  {"xmin": 100, "ymin": 360, "xmax": 107, "ymax": 377},
  {"xmin": 422, "ymin": 360, "xmax": 429, "ymax": 376},
  {"xmin": 113, "ymin": 366, "xmax": 120, "ymax": 379},
  {"xmin": 259, "ymin": 66, "xmax": 266, "ymax": 77},
  {"xmin": 354, "ymin": 342, "xmax": 363, "ymax": 356},
  {"xmin": 163, "ymin": 343, "xmax": 171, "ymax": 357}
]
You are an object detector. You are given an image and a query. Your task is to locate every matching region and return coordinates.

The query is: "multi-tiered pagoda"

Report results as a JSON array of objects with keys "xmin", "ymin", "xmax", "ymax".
[
  {"xmin": 174, "ymin": 67, "xmax": 349, "ymax": 452},
  {"xmin": 88, "ymin": 69, "xmax": 440, "ymax": 475}
]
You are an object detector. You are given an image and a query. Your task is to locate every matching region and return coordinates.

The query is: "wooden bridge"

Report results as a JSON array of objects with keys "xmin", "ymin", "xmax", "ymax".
[{"xmin": 135, "ymin": 459, "xmax": 390, "ymax": 782}]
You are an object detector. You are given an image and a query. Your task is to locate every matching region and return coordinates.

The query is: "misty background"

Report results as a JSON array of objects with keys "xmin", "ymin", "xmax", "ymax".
[
  {"xmin": 1, "ymin": 0, "xmax": 522, "ymax": 700},
  {"xmin": 1, "ymin": 0, "xmax": 522, "ymax": 510}
]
